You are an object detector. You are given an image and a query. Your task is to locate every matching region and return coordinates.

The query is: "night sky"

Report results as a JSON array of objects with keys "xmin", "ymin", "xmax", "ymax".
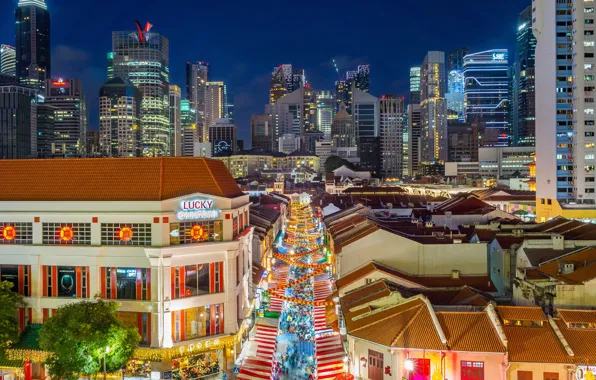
[{"xmin": 0, "ymin": 0, "xmax": 527, "ymax": 146}]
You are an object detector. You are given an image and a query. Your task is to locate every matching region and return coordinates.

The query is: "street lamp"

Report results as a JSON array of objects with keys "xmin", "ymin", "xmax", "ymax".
[{"xmin": 103, "ymin": 346, "xmax": 111, "ymax": 380}]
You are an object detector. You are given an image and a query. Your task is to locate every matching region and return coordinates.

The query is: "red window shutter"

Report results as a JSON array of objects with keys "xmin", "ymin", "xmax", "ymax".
[
  {"xmin": 210, "ymin": 305, "xmax": 216, "ymax": 335},
  {"xmin": 136, "ymin": 269, "xmax": 142, "ymax": 300},
  {"xmin": 51, "ymin": 266, "xmax": 58, "ymax": 297},
  {"xmin": 18, "ymin": 265, "xmax": 24, "ymax": 295},
  {"xmin": 42, "ymin": 266, "xmax": 47, "ymax": 297},
  {"xmin": 219, "ymin": 262, "xmax": 224, "ymax": 292},
  {"xmin": 100, "ymin": 267, "xmax": 106, "ymax": 298},
  {"xmin": 170, "ymin": 267, "xmax": 175, "ymax": 299},
  {"xmin": 76, "ymin": 267, "xmax": 82, "ymax": 298},
  {"xmin": 179, "ymin": 268, "xmax": 185, "ymax": 298},
  {"xmin": 43, "ymin": 308, "xmax": 48, "ymax": 322},
  {"xmin": 219, "ymin": 304, "xmax": 224, "ymax": 334},
  {"xmin": 209, "ymin": 263, "xmax": 215, "ymax": 293},
  {"xmin": 110, "ymin": 268, "xmax": 117, "ymax": 299},
  {"xmin": 147, "ymin": 313, "xmax": 151, "ymax": 345},
  {"xmin": 146, "ymin": 269, "xmax": 151, "ymax": 301}
]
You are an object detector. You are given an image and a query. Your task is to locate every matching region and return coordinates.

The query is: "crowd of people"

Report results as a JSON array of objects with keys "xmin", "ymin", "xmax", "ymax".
[{"xmin": 272, "ymin": 341, "xmax": 316, "ymax": 380}]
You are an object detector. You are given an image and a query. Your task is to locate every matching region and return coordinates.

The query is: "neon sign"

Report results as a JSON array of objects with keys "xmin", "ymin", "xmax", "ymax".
[
  {"xmin": 492, "ymin": 53, "xmax": 506, "ymax": 61},
  {"xmin": 177, "ymin": 198, "xmax": 220, "ymax": 221}
]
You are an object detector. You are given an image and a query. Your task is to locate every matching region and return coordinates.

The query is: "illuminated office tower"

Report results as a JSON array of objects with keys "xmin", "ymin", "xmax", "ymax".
[
  {"xmin": 334, "ymin": 65, "xmax": 370, "ymax": 114},
  {"xmin": 226, "ymin": 92, "xmax": 235, "ymax": 124},
  {"xmin": 335, "ymin": 80, "xmax": 349, "ymax": 112},
  {"xmin": 15, "ymin": 0, "xmax": 50, "ymax": 92},
  {"xmin": 1, "ymin": 45, "xmax": 16, "ymax": 76},
  {"xmin": 99, "ymin": 77, "xmax": 141, "ymax": 157},
  {"xmin": 446, "ymin": 69, "xmax": 465, "ymax": 121},
  {"xmin": 463, "ymin": 49, "xmax": 510, "ymax": 146},
  {"xmin": 251, "ymin": 114, "xmax": 273, "ymax": 151},
  {"xmin": 379, "ymin": 95, "xmax": 405, "ymax": 178},
  {"xmin": 316, "ymin": 91, "xmax": 335, "ymax": 138},
  {"xmin": 352, "ymin": 87, "xmax": 379, "ymax": 144},
  {"xmin": 204, "ymin": 81, "xmax": 226, "ymax": 141},
  {"xmin": 534, "ymin": 0, "xmax": 596, "ymax": 219},
  {"xmin": 448, "ymin": 48, "xmax": 468, "ymax": 71},
  {"xmin": 270, "ymin": 64, "xmax": 304, "ymax": 104},
  {"xmin": 185, "ymin": 61, "xmax": 209, "ymax": 133},
  {"xmin": 407, "ymin": 104, "xmax": 422, "ymax": 175},
  {"xmin": 0, "ymin": 84, "xmax": 38, "ymax": 158},
  {"xmin": 420, "ymin": 51, "xmax": 448, "ymax": 162},
  {"xmin": 110, "ymin": 22, "xmax": 170, "ymax": 156},
  {"xmin": 44, "ymin": 78, "xmax": 87, "ymax": 157},
  {"xmin": 512, "ymin": 6, "xmax": 536, "ymax": 147},
  {"xmin": 409, "ymin": 67, "xmax": 421, "ymax": 104},
  {"xmin": 303, "ymin": 85, "xmax": 317, "ymax": 132},
  {"xmin": 209, "ymin": 119, "xmax": 236, "ymax": 155},
  {"xmin": 332, "ymin": 102, "xmax": 355, "ymax": 148},
  {"xmin": 180, "ymin": 99, "xmax": 198, "ymax": 157},
  {"xmin": 169, "ymin": 85, "xmax": 181, "ymax": 156}
]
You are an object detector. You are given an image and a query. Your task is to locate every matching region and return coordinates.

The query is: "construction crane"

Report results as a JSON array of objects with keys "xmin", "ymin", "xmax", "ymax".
[{"xmin": 332, "ymin": 58, "xmax": 342, "ymax": 80}]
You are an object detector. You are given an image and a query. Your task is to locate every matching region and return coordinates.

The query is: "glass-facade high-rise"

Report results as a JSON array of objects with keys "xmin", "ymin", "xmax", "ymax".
[
  {"xmin": 1, "ymin": 45, "xmax": 16, "ymax": 76},
  {"xmin": 409, "ymin": 67, "xmax": 421, "ymax": 104},
  {"xmin": 464, "ymin": 49, "xmax": 510, "ymax": 147},
  {"xmin": 448, "ymin": 48, "xmax": 468, "ymax": 71},
  {"xmin": 512, "ymin": 6, "xmax": 537, "ymax": 147},
  {"xmin": 420, "ymin": 52, "xmax": 448, "ymax": 162},
  {"xmin": 447, "ymin": 69, "xmax": 465, "ymax": 121},
  {"xmin": 185, "ymin": 61, "xmax": 209, "ymax": 134},
  {"xmin": 181, "ymin": 99, "xmax": 197, "ymax": 157},
  {"xmin": 270, "ymin": 64, "xmax": 304, "ymax": 104},
  {"xmin": 316, "ymin": 91, "xmax": 335, "ymax": 138},
  {"xmin": 110, "ymin": 23, "xmax": 170, "ymax": 156},
  {"xmin": 15, "ymin": 0, "xmax": 50, "ymax": 92},
  {"xmin": 334, "ymin": 65, "xmax": 370, "ymax": 114}
]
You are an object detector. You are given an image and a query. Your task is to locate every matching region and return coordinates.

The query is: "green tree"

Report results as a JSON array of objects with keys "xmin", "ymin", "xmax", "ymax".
[
  {"xmin": 39, "ymin": 297, "xmax": 140, "ymax": 380},
  {"xmin": 0, "ymin": 281, "xmax": 26, "ymax": 353},
  {"xmin": 325, "ymin": 155, "xmax": 355, "ymax": 173}
]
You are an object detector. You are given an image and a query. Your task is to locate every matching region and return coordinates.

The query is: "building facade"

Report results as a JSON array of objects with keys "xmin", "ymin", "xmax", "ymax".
[
  {"xmin": 332, "ymin": 102, "xmax": 355, "ymax": 148},
  {"xmin": 204, "ymin": 81, "xmax": 226, "ymax": 142},
  {"xmin": 209, "ymin": 119, "xmax": 236, "ymax": 156},
  {"xmin": 379, "ymin": 95, "xmax": 404, "ymax": 178},
  {"xmin": 180, "ymin": 100, "xmax": 197, "ymax": 157},
  {"xmin": 99, "ymin": 77, "xmax": 141, "ymax": 158},
  {"xmin": 352, "ymin": 87, "xmax": 379, "ymax": 143},
  {"xmin": 169, "ymin": 85, "xmax": 182, "ymax": 156},
  {"xmin": 269, "ymin": 64, "xmax": 304, "ymax": 104},
  {"xmin": 110, "ymin": 24, "xmax": 170, "ymax": 156},
  {"xmin": 15, "ymin": 0, "xmax": 50, "ymax": 92},
  {"xmin": 0, "ymin": 85, "xmax": 37, "ymax": 159},
  {"xmin": 407, "ymin": 104, "xmax": 422, "ymax": 176},
  {"xmin": 464, "ymin": 49, "xmax": 510, "ymax": 147},
  {"xmin": 278, "ymin": 133, "xmax": 300, "ymax": 154},
  {"xmin": 1, "ymin": 45, "xmax": 16, "ymax": 76},
  {"xmin": 36, "ymin": 102, "xmax": 55, "ymax": 158},
  {"xmin": 316, "ymin": 90, "xmax": 335, "ymax": 138},
  {"xmin": 185, "ymin": 61, "xmax": 209, "ymax": 134},
  {"xmin": 44, "ymin": 78, "xmax": 87, "ymax": 157},
  {"xmin": 420, "ymin": 51, "xmax": 448, "ymax": 163},
  {"xmin": 409, "ymin": 66, "xmax": 421, "ymax": 104},
  {"xmin": 251, "ymin": 114, "xmax": 273, "ymax": 152},
  {"xmin": 0, "ymin": 157, "xmax": 253, "ymax": 378}
]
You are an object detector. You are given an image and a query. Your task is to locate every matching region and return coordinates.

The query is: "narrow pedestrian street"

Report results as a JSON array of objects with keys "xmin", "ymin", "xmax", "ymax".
[{"xmin": 236, "ymin": 201, "xmax": 344, "ymax": 380}]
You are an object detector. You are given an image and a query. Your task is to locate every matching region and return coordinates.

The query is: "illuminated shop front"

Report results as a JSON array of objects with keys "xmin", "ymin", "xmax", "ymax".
[{"xmin": 0, "ymin": 158, "xmax": 254, "ymax": 379}]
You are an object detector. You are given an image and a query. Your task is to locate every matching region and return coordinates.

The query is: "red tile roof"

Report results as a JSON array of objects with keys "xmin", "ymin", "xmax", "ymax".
[
  {"xmin": 497, "ymin": 306, "xmax": 547, "ymax": 322},
  {"xmin": 436, "ymin": 312, "xmax": 506, "ymax": 353},
  {"xmin": 554, "ymin": 318, "xmax": 596, "ymax": 364},
  {"xmin": 0, "ymin": 158, "xmax": 245, "ymax": 201},
  {"xmin": 537, "ymin": 247, "xmax": 596, "ymax": 284}
]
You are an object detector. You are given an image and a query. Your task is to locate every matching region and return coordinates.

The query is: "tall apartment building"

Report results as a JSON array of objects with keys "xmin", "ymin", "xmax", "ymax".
[
  {"xmin": 420, "ymin": 51, "xmax": 448, "ymax": 163},
  {"xmin": 0, "ymin": 85, "xmax": 38, "ymax": 158},
  {"xmin": 99, "ymin": 77, "xmax": 141, "ymax": 157},
  {"xmin": 209, "ymin": 119, "xmax": 236, "ymax": 156},
  {"xmin": 513, "ymin": 6, "xmax": 537, "ymax": 147},
  {"xmin": 251, "ymin": 114, "xmax": 273, "ymax": 151},
  {"xmin": 15, "ymin": 0, "xmax": 50, "ymax": 92},
  {"xmin": 534, "ymin": 0, "xmax": 596, "ymax": 220},
  {"xmin": 204, "ymin": 81, "xmax": 226, "ymax": 142},
  {"xmin": 169, "ymin": 85, "xmax": 182, "ymax": 156},
  {"xmin": 379, "ymin": 95, "xmax": 405, "ymax": 178},
  {"xmin": 316, "ymin": 91, "xmax": 335, "ymax": 138},
  {"xmin": 44, "ymin": 78, "xmax": 87, "ymax": 157},
  {"xmin": 464, "ymin": 49, "xmax": 510, "ymax": 147},
  {"xmin": 110, "ymin": 23, "xmax": 170, "ymax": 156},
  {"xmin": 0, "ymin": 45, "xmax": 16, "ymax": 76},
  {"xmin": 185, "ymin": 61, "xmax": 209, "ymax": 133},
  {"xmin": 407, "ymin": 104, "xmax": 422, "ymax": 176},
  {"xmin": 409, "ymin": 67, "xmax": 421, "ymax": 104}
]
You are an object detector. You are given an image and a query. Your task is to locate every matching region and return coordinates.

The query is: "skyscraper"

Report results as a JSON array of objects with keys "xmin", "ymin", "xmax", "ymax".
[
  {"xmin": 303, "ymin": 85, "xmax": 317, "ymax": 133},
  {"xmin": 99, "ymin": 77, "xmax": 141, "ymax": 157},
  {"xmin": 354, "ymin": 65, "xmax": 370, "ymax": 93},
  {"xmin": 269, "ymin": 64, "xmax": 304, "ymax": 104},
  {"xmin": 1, "ymin": 45, "xmax": 16, "ymax": 76},
  {"xmin": 209, "ymin": 119, "xmax": 237, "ymax": 155},
  {"xmin": 36, "ymin": 102, "xmax": 55, "ymax": 158},
  {"xmin": 15, "ymin": 0, "xmax": 50, "ymax": 92},
  {"xmin": 0, "ymin": 85, "xmax": 38, "ymax": 158},
  {"xmin": 407, "ymin": 104, "xmax": 422, "ymax": 176},
  {"xmin": 204, "ymin": 81, "xmax": 226, "ymax": 141},
  {"xmin": 180, "ymin": 99, "xmax": 197, "ymax": 157},
  {"xmin": 185, "ymin": 61, "xmax": 209, "ymax": 133},
  {"xmin": 512, "ymin": 6, "xmax": 537, "ymax": 147},
  {"xmin": 111, "ymin": 22, "xmax": 170, "ymax": 156},
  {"xmin": 334, "ymin": 65, "xmax": 371, "ymax": 113},
  {"xmin": 331, "ymin": 102, "xmax": 355, "ymax": 148},
  {"xmin": 169, "ymin": 85, "xmax": 182, "ymax": 156},
  {"xmin": 44, "ymin": 78, "xmax": 87, "ymax": 157},
  {"xmin": 534, "ymin": 1, "xmax": 593, "ymax": 219},
  {"xmin": 420, "ymin": 51, "xmax": 448, "ymax": 162},
  {"xmin": 379, "ymin": 95, "xmax": 405, "ymax": 178},
  {"xmin": 446, "ymin": 69, "xmax": 465, "ymax": 121},
  {"xmin": 463, "ymin": 49, "xmax": 510, "ymax": 146},
  {"xmin": 226, "ymin": 92, "xmax": 235, "ymax": 124},
  {"xmin": 264, "ymin": 102, "xmax": 293, "ymax": 152},
  {"xmin": 251, "ymin": 114, "xmax": 273, "ymax": 151},
  {"xmin": 409, "ymin": 67, "xmax": 421, "ymax": 104},
  {"xmin": 335, "ymin": 80, "xmax": 349, "ymax": 112},
  {"xmin": 352, "ymin": 87, "xmax": 379, "ymax": 142},
  {"xmin": 448, "ymin": 48, "xmax": 468, "ymax": 71},
  {"xmin": 316, "ymin": 91, "xmax": 335, "ymax": 138}
]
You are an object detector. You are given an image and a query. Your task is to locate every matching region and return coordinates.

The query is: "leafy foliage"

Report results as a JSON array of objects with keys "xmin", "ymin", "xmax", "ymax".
[
  {"xmin": 0, "ymin": 281, "xmax": 26, "ymax": 352},
  {"xmin": 39, "ymin": 297, "xmax": 140, "ymax": 380},
  {"xmin": 324, "ymin": 155, "xmax": 355, "ymax": 173}
]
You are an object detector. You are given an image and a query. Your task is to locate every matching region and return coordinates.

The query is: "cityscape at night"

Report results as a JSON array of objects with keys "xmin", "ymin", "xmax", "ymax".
[{"xmin": 1, "ymin": 1, "xmax": 596, "ymax": 380}]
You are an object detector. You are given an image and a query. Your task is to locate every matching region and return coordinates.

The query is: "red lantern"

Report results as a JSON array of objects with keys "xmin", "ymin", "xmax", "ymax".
[
  {"xmin": 119, "ymin": 226, "xmax": 134, "ymax": 242},
  {"xmin": 2, "ymin": 226, "xmax": 16, "ymax": 240},
  {"xmin": 60, "ymin": 226, "xmax": 74, "ymax": 241},
  {"xmin": 190, "ymin": 225, "xmax": 204, "ymax": 240}
]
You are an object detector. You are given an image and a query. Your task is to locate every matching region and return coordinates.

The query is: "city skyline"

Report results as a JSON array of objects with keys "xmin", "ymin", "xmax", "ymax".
[{"xmin": 0, "ymin": 0, "xmax": 523, "ymax": 145}]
